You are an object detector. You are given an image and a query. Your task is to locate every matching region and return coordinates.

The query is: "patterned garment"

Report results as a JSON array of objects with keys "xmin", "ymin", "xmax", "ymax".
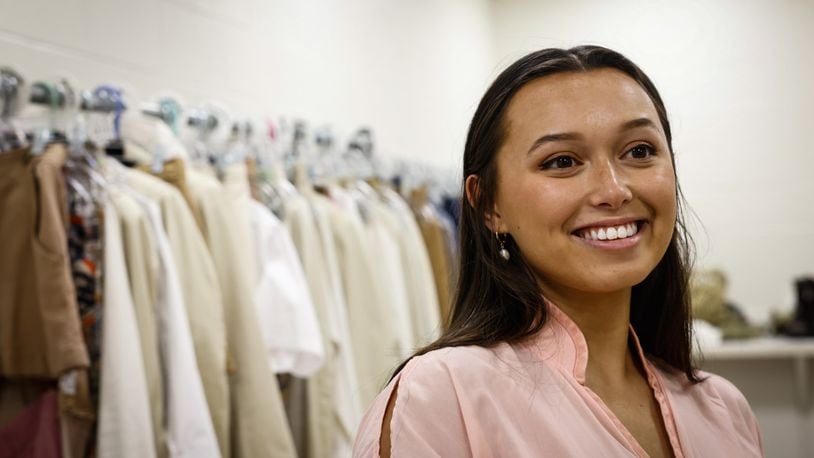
[{"xmin": 67, "ymin": 182, "xmax": 105, "ymax": 408}]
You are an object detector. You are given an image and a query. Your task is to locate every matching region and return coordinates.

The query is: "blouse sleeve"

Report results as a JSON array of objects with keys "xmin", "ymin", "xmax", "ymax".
[{"xmin": 352, "ymin": 352, "xmax": 472, "ymax": 457}]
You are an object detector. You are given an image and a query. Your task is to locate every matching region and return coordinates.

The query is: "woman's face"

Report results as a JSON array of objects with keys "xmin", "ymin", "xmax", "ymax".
[{"xmin": 486, "ymin": 68, "xmax": 676, "ymax": 296}]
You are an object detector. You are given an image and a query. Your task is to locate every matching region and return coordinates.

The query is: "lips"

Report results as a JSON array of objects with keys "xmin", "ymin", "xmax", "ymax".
[{"xmin": 572, "ymin": 219, "xmax": 647, "ymax": 241}]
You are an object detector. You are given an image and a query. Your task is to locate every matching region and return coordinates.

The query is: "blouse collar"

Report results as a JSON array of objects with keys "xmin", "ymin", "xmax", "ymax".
[{"xmin": 528, "ymin": 298, "xmax": 654, "ymax": 386}]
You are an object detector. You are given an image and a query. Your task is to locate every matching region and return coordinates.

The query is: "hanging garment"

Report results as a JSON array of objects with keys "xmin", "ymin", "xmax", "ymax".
[
  {"xmin": 325, "ymin": 186, "xmax": 402, "ymax": 407},
  {"xmin": 0, "ymin": 145, "xmax": 89, "ymax": 378},
  {"xmin": 187, "ymin": 166, "xmax": 297, "ymax": 458},
  {"xmin": 124, "ymin": 167, "xmax": 230, "ymax": 456},
  {"xmin": 280, "ymin": 375, "xmax": 308, "ymax": 457},
  {"xmin": 248, "ymin": 200, "xmax": 324, "ymax": 377},
  {"xmin": 96, "ymin": 200, "xmax": 155, "ymax": 458},
  {"xmin": 108, "ymin": 188, "xmax": 166, "ymax": 458},
  {"xmin": 280, "ymin": 193, "xmax": 330, "ymax": 458},
  {"xmin": 379, "ymin": 187, "xmax": 441, "ymax": 346},
  {"xmin": 245, "ymin": 157, "xmax": 261, "ymax": 202},
  {"xmin": 354, "ymin": 300, "xmax": 764, "ymax": 457},
  {"xmin": 441, "ymin": 195, "xmax": 461, "ymax": 232},
  {"xmin": 63, "ymin": 170, "xmax": 107, "ymax": 458},
  {"xmin": 360, "ymin": 195, "xmax": 415, "ymax": 356},
  {"xmin": 410, "ymin": 187, "xmax": 454, "ymax": 327},
  {"xmin": 0, "ymin": 144, "xmax": 94, "ymax": 456},
  {"xmin": 286, "ymin": 190, "xmax": 362, "ymax": 458},
  {"xmin": 136, "ymin": 191, "xmax": 221, "ymax": 458},
  {"xmin": 136, "ymin": 158, "xmax": 203, "ymax": 230},
  {"xmin": 66, "ymin": 173, "xmax": 104, "ymax": 411},
  {"xmin": 0, "ymin": 390, "xmax": 61, "ymax": 458},
  {"xmin": 434, "ymin": 204, "xmax": 460, "ymax": 290},
  {"xmin": 221, "ymin": 162, "xmax": 258, "ymax": 284}
]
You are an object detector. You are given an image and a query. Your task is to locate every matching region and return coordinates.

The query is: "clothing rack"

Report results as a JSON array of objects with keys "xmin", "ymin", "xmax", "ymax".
[{"xmin": 0, "ymin": 65, "xmax": 457, "ymax": 194}]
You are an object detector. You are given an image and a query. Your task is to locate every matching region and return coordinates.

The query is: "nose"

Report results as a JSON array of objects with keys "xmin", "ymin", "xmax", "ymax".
[{"xmin": 587, "ymin": 159, "xmax": 633, "ymax": 209}]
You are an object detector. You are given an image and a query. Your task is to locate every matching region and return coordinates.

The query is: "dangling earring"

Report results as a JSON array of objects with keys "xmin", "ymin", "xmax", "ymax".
[{"xmin": 496, "ymin": 232, "xmax": 510, "ymax": 261}]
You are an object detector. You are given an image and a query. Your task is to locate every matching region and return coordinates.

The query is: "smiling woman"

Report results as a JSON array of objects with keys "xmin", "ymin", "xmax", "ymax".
[{"xmin": 352, "ymin": 46, "xmax": 764, "ymax": 457}]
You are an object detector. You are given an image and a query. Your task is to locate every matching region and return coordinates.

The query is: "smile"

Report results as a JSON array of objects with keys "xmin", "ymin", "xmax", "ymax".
[{"xmin": 576, "ymin": 221, "xmax": 641, "ymax": 241}]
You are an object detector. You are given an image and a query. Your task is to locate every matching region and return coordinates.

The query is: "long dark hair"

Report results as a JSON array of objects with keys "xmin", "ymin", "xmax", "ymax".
[{"xmin": 395, "ymin": 45, "xmax": 699, "ymax": 382}]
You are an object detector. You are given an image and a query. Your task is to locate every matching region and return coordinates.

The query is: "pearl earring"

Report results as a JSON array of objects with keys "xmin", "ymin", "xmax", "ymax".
[{"xmin": 496, "ymin": 232, "xmax": 510, "ymax": 261}]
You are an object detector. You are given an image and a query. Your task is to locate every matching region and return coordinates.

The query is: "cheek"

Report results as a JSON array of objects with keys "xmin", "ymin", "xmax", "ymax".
[
  {"xmin": 656, "ymin": 170, "xmax": 677, "ymax": 216},
  {"xmin": 501, "ymin": 177, "xmax": 579, "ymax": 250},
  {"xmin": 639, "ymin": 166, "xmax": 677, "ymax": 231}
]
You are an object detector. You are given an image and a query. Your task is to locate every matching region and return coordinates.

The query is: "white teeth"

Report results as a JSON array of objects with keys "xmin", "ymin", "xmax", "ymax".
[{"xmin": 578, "ymin": 222, "xmax": 640, "ymax": 241}]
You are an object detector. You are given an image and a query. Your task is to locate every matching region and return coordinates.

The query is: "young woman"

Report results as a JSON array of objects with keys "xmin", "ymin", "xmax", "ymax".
[{"xmin": 353, "ymin": 46, "xmax": 763, "ymax": 457}]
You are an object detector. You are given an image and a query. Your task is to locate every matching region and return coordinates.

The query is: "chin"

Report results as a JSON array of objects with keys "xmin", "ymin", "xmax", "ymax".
[
  {"xmin": 586, "ymin": 267, "xmax": 655, "ymax": 293},
  {"xmin": 559, "ymin": 264, "xmax": 656, "ymax": 295}
]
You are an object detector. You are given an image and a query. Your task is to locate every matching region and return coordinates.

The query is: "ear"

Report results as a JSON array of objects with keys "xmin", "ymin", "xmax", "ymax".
[{"xmin": 465, "ymin": 174, "xmax": 508, "ymax": 234}]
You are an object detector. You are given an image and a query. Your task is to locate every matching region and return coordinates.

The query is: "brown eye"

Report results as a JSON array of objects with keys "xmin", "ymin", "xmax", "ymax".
[
  {"xmin": 625, "ymin": 144, "xmax": 656, "ymax": 160},
  {"xmin": 541, "ymin": 155, "xmax": 580, "ymax": 170}
]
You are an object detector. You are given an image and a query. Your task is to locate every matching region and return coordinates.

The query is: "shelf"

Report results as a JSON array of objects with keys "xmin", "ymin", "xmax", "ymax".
[
  {"xmin": 697, "ymin": 337, "xmax": 814, "ymax": 410},
  {"xmin": 699, "ymin": 337, "xmax": 814, "ymax": 360}
]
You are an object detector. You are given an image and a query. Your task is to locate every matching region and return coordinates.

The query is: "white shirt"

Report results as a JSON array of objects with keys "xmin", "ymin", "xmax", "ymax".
[
  {"xmin": 325, "ymin": 186, "xmax": 403, "ymax": 406},
  {"xmin": 305, "ymin": 192, "xmax": 364, "ymax": 444},
  {"xmin": 138, "ymin": 195, "xmax": 221, "ymax": 458},
  {"xmin": 249, "ymin": 199, "xmax": 324, "ymax": 377},
  {"xmin": 97, "ymin": 200, "xmax": 156, "ymax": 458},
  {"xmin": 285, "ymin": 190, "xmax": 362, "ymax": 458}
]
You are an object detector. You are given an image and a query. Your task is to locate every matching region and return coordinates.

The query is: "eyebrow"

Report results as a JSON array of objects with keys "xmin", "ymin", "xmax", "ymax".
[
  {"xmin": 526, "ymin": 117, "xmax": 660, "ymax": 155},
  {"xmin": 621, "ymin": 117, "xmax": 659, "ymax": 132}
]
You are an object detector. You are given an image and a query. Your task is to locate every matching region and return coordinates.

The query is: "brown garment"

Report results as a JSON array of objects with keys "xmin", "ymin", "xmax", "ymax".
[
  {"xmin": 280, "ymin": 375, "xmax": 309, "ymax": 457},
  {"xmin": 245, "ymin": 157, "xmax": 261, "ymax": 202},
  {"xmin": 57, "ymin": 371, "xmax": 95, "ymax": 458},
  {"xmin": 0, "ymin": 145, "xmax": 89, "ymax": 377},
  {"xmin": 410, "ymin": 187, "xmax": 454, "ymax": 326},
  {"xmin": 138, "ymin": 158, "xmax": 204, "ymax": 230}
]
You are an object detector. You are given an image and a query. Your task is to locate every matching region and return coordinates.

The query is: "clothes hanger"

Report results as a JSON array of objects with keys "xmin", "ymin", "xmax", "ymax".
[
  {"xmin": 78, "ymin": 84, "xmax": 126, "ymax": 162},
  {"xmin": 135, "ymin": 95, "xmax": 196, "ymax": 172},
  {"xmin": 0, "ymin": 67, "xmax": 29, "ymax": 153},
  {"xmin": 185, "ymin": 106, "xmax": 220, "ymax": 167},
  {"xmin": 55, "ymin": 80, "xmax": 110, "ymax": 206},
  {"xmin": 28, "ymin": 81, "xmax": 70, "ymax": 155}
]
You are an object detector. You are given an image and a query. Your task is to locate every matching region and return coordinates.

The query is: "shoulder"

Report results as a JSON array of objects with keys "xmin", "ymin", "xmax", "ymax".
[
  {"xmin": 658, "ymin": 367, "xmax": 755, "ymax": 419},
  {"xmin": 695, "ymin": 371, "xmax": 759, "ymax": 426},
  {"xmin": 656, "ymin": 366, "xmax": 763, "ymax": 453},
  {"xmin": 353, "ymin": 344, "xmax": 515, "ymax": 457},
  {"xmin": 400, "ymin": 343, "xmax": 518, "ymax": 386}
]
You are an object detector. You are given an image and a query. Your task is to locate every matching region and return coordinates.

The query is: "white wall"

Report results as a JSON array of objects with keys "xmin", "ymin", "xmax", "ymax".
[
  {"xmin": 0, "ymin": 0, "xmax": 495, "ymax": 168},
  {"xmin": 491, "ymin": 0, "xmax": 814, "ymax": 324}
]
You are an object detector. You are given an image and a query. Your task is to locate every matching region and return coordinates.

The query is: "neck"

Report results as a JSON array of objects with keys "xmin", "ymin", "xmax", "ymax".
[{"xmin": 540, "ymin": 283, "xmax": 639, "ymax": 387}]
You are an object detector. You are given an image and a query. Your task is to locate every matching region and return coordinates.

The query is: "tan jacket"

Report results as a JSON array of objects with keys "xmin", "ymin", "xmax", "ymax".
[{"xmin": 0, "ymin": 145, "xmax": 89, "ymax": 378}]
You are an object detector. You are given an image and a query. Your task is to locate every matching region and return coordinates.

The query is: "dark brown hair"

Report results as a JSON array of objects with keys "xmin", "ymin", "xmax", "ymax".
[{"xmin": 395, "ymin": 45, "xmax": 698, "ymax": 382}]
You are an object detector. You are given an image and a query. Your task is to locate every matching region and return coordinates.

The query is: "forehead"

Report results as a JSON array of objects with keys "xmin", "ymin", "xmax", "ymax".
[{"xmin": 503, "ymin": 68, "xmax": 661, "ymax": 138}]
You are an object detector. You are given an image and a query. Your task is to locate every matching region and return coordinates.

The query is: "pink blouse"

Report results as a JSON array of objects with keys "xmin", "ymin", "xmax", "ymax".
[{"xmin": 353, "ymin": 302, "xmax": 763, "ymax": 457}]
